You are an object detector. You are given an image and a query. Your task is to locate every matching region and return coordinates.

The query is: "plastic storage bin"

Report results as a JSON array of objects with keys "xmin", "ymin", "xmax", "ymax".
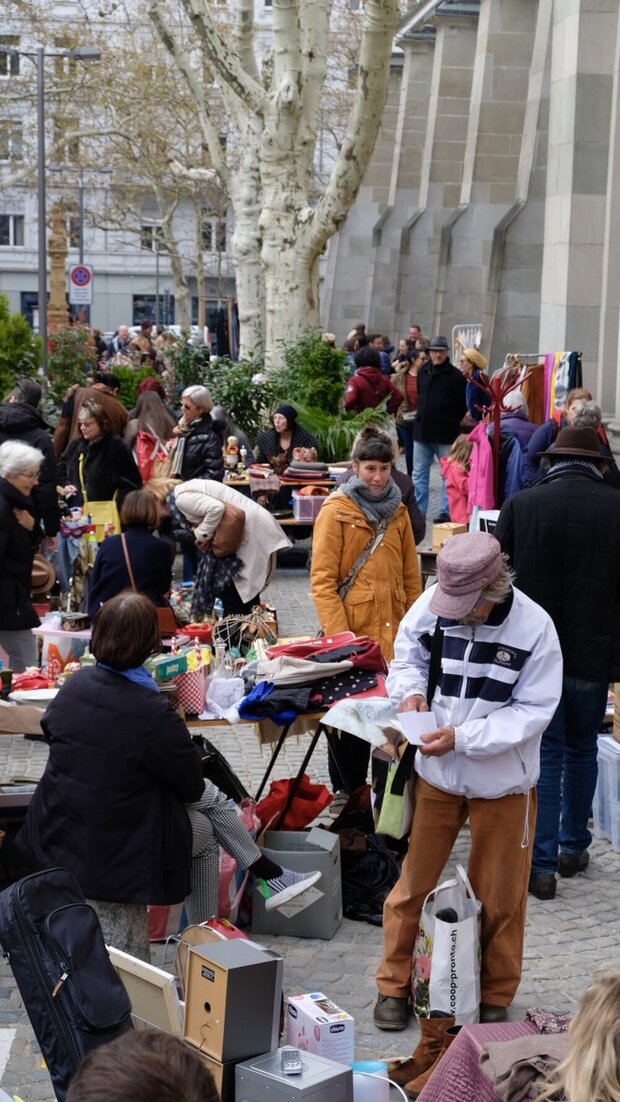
[
  {"xmin": 292, "ymin": 491, "xmax": 327, "ymax": 521},
  {"xmin": 592, "ymin": 735, "xmax": 620, "ymax": 851}
]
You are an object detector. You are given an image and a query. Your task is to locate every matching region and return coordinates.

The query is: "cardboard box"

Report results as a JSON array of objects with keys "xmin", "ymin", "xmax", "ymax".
[
  {"xmin": 184, "ymin": 939, "xmax": 282, "ymax": 1062},
  {"xmin": 286, "ymin": 993, "xmax": 354, "ymax": 1065},
  {"xmin": 146, "ymin": 653, "xmax": 188, "ymax": 683},
  {"xmin": 251, "ymin": 829, "xmax": 342, "ymax": 940},
  {"xmin": 431, "ymin": 522, "xmax": 467, "ymax": 551},
  {"xmin": 235, "ymin": 1048, "xmax": 353, "ymax": 1102}
]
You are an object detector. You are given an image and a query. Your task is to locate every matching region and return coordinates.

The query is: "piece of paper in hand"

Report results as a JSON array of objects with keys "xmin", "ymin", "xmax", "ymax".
[{"xmin": 399, "ymin": 710, "xmax": 440, "ymax": 746}]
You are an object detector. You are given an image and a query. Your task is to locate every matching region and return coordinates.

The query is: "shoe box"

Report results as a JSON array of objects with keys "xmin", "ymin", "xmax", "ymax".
[
  {"xmin": 184, "ymin": 939, "xmax": 282, "ymax": 1062},
  {"xmin": 251, "ymin": 829, "xmax": 342, "ymax": 940},
  {"xmin": 592, "ymin": 734, "xmax": 620, "ymax": 851},
  {"xmin": 286, "ymin": 993, "xmax": 354, "ymax": 1065},
  {"xmin": 235, "ymin": 1048, "xmax": 353, "ymax": 1102}
]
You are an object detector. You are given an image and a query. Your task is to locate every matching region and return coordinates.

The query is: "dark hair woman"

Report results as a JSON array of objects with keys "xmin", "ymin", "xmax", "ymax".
[
  {"xmin": 16, "ymin": 592, "xmax": 204, "ymax": 960},
  {"xmin": 124, "ymin": 391, "xmax": 177, "ymax": 451},
  {"xmin": 311, "ymin": 425, "xmax": 421, "ymax": 800},
  {"xmin": 254, "ymin": 404, "xmax": 319, "ymax": 470},
  {"xmin": 58, "ymin": 400, "xmax": 141, "ymax": 509},
  {"xmin": 87, "ymin": 489, "xmax": 174, "ymax": 620}
]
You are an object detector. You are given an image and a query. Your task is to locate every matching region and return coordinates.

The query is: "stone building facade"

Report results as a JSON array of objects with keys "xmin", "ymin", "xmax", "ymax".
[{"xmin": 322, "ymin": 0, "xmax": 620, "ymax": 437}]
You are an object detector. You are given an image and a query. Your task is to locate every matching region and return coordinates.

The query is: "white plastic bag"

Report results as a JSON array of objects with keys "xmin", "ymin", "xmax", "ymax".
[
  {"xmin": 413, "ymin": 863, "xmax": 481, "ymax": 1024},
  {"xmin": 205, "ymin": 676, "xmax": 245, "ymax": 718}
]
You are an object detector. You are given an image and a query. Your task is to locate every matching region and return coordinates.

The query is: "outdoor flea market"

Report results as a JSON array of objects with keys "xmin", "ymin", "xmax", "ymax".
[{"xmin": 0, "ymin": 329, "xmax": 618, "ymax": 1102}]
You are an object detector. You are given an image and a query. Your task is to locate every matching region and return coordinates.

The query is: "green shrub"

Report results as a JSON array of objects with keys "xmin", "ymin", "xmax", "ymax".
[
  {"xmin": 46, "ymin": 325, "xmax": 97, "ymax": 405},
  {"xmin": 202, "ymin": 357, "xmax": 278, "ymax": 441},
  {"xmin": 276, "ymin": 331, "xmax": 347, "ymax": 416},
  {"xmin": 289, "ymin": 401, "xmax": 392, "ymax": 463},
  {"xmin": 112, "ymin": 366, "xmax": 153, "ymax": 410},
  {"xmin": 164, "ymin": 335, "xmax": 211, "ymax": 396},
  {"xmin": 0, "ymin": 294, "xmax": 41, "ymax": 397}
]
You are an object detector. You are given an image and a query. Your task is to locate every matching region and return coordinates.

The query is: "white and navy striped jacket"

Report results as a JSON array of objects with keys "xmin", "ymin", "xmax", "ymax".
[{"xmin": 387, "ymin": 586, "xmax": 563, "ymax": 799}]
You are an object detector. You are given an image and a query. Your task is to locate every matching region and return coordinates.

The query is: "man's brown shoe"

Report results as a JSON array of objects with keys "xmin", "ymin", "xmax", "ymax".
[{"xmin": 373, "ymin": 994, "xmax": 409, "ymax": 1031}]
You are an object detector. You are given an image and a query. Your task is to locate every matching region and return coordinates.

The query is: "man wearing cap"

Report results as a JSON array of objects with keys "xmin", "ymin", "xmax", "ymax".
[
  {"xmin": 413, "ymin": 336, "xmax": 466, "ymax": 522},
  {"xmin": 495, "ymin": 426, "xmax": 620, "ymax": 900},
  {"xmin": 374, "ymin": 533, "xmax": 562, "ymax": 1048}
]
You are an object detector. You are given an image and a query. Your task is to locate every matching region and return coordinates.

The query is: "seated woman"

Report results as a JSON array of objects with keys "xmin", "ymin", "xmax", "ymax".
[
  {"xmin": 144, "ymin": 477, "xmax": 291, "ymax": 617},
  {"xmin": 16, "ymin": 592, "xmax": 205, "ymax": 960},
  {"xmin": 255, "ymin": 404, "xmax": 318, "ymax": 471},
  {"xmin": 87, "ymin": 490, "xmax": 174, "ymax": 621}
]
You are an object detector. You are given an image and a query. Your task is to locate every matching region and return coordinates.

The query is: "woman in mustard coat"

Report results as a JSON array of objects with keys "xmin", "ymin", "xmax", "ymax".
[{"xmin": 311, "ymin": 426, "xmax": 421, "ymax": 803}]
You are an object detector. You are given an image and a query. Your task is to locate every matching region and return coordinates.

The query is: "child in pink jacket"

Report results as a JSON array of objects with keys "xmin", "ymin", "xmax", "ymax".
[{"xmin": 440, "ymin": 435, "xmax": 473, "ymax": 524}]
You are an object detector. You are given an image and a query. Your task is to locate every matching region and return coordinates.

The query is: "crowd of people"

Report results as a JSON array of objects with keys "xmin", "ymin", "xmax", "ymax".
[{"xmin": 0, "ymin": 317, "xmax": 618, "ymax": 1102}]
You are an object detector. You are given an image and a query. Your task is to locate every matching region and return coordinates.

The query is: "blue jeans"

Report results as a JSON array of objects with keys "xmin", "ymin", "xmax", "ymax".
[
  {"xmin": 397, "ymin": 421, "xmax": 415, "ymax": 477},
  {"xmin": 532, "ymin": 675, "xmax": 608, "ymax": 875},
  {"xmin": 412, "ymin": 440, "xmax": 451, "ymax": 516}
]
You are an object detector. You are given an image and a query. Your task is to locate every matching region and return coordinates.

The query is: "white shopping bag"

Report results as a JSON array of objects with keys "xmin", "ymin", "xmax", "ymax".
[{"xmin": 412, "ymin": 863, "xmax": 481, "ymax": 1024}]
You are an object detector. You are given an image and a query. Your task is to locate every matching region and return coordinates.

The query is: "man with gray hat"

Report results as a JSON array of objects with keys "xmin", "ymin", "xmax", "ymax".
[
  {"xmin": 374, "ymin": 532, "xmax": 562, "ymax": 1048},
  {"xmin": 495, "ymin": 426, "xmax": 620, "ymax": 900},
  {"xmin": 413, "ymin": 336, "xmax": 466, "ymax": 521}
]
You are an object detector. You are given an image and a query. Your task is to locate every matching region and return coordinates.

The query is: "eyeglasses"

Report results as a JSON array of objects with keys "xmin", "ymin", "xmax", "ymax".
[{"xmin": 80, "ymin": 420, "xmax": 96, "ymax": 428}]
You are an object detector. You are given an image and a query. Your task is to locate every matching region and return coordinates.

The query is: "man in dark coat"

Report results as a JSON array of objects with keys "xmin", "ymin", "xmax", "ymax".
[
  {"xmin": 412, "ymin": 335, "xmax": 466, "ymax": 521},
  {"xmin": 0, "ymin": 378, "xmax": 60, "ymax": 539},
  {"xmin": 495, "ymin": 426, "xmax": 620, "ymax": 900}
]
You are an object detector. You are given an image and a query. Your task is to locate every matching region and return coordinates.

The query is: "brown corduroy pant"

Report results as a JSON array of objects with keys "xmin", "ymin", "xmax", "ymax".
[{"xmin": 377, "ymin": 776, "xmax": 536, "ymax": 1008}]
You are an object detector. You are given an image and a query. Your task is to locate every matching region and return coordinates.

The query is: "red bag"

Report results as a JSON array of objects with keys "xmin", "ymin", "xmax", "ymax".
[
  {"xmin": 135, "ymin": 430, "xmax": 171, "ymax": 483},
  {"xmin": 266, "ymin": 632, "xmax": 356, "ymax": 659},
  {"xmin": 256, "ymin": 774, "xmax": 332, "ymax": 831}
]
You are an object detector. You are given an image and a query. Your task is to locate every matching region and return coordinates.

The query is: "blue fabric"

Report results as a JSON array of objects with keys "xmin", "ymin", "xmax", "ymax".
[
  {"xmin": 501, "ymin": 434, "xmax": 525, "ymax": 502},
  {"xmin": 532, "ymin": 675, "xmax": 608, "ymax": 874},
  {"xmin": 466, "ymin": 371, "xmax": 492, "ymax": 421},
  {"xmin": 96, "ymin": 662, "xmax": 159, "ymax": 693},
  {"xmin": 412, "ymin": 440, "xmax": 451, "ymax": 515},
  {"xmin": 379, "ymin": 350, "xmax": 392, "ymax": 376}
]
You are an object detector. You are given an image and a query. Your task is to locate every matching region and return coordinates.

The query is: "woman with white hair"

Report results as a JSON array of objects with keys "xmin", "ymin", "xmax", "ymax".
[
  {"xmin": 170, "ymin": 385, "xmax": 224, "ymax": 483},
  {"xmin": 499, "ymin": 388, "xmax": 537, "ymax": 449},
  {"xmin": 0, "ymin": 440, "xmax": 45, "ymax": 671}
]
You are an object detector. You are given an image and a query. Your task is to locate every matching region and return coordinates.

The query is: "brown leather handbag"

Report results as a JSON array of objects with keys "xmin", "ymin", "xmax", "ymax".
[
  {"xmin": 120, "ymin": 533, "xmax": 177, "ymax": 636},
  {"xmin": 211, "ymin": 502, "xmax": 246, "ymax": 557}
]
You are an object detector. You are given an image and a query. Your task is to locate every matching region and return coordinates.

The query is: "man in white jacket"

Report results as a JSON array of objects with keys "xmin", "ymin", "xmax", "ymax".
[{"xmin": 374, "ymin": 533, "xmax": 562, "ymax": 1048}]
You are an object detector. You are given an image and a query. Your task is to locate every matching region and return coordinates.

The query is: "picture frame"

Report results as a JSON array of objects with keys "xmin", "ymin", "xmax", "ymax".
[{"xmin": 107, "ymin": 945, "xmax": 183, "ymax": 1036}]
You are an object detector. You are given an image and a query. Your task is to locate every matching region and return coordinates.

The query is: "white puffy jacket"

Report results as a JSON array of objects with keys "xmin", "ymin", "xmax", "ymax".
[{"xmin": 386, "ymin": 585, "xmax": 563, "ymax": 799}]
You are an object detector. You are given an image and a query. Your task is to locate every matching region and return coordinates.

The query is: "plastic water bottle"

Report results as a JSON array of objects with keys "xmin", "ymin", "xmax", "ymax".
[{"xmin": 213, "ymin": 598, "xmax": 224, "ymax": 621}]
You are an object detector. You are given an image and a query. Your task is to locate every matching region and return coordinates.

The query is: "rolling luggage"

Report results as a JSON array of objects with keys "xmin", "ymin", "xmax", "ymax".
[{"xmin": 0, "ymin": 867, "xmax": 132, "ymax": 1101}]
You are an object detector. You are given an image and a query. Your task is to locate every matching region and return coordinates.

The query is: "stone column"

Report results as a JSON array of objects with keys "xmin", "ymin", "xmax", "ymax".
[
  {"xmin": 47, "ymin": 202, "xmax": 70, "ymax": 332},
  {"xmin": 538, "ymin": 0, "xmax": 616, "ymax": 386}
]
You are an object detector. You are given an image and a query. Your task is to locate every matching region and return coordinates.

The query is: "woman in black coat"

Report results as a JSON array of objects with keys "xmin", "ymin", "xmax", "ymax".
[
  {"xmin": 17, "ymin": 592, "xmax": 204, "ymax": 960},
  {"xmin": 0, "ymin": 440, "xmax": 45, "ymax": 672},
  {"xmin": 58, "ymin": 400, "xmax": 141, "ymax": 509},
  {"xmin": 170, "ymin": 385, "xmax": 224, "ymax": 482},
  {"xmin": 87, "ymin": 490, "xmax": 173, "ymax": 620}
]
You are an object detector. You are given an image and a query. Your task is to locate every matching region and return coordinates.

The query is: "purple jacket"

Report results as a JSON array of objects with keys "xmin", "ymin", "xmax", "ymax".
[{"xmin": 500, "ymin": 413, "xmax": 537, "ymax": 450}]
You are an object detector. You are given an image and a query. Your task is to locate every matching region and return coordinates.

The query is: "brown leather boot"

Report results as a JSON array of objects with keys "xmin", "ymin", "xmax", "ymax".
[
  {"xmin": 404, "ymin": 1025, "xmax": 461, "ymax": 1098},
  {"xmin": 387, "ymin": 1014, "xmax": 455, "ymax": 1088}
]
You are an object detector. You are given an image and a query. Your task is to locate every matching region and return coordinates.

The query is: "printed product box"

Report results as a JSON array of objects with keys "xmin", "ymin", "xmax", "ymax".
[
  {"xmin": 251, "ymin": 829, "xmax": 342, "ymax": 940},
  {"xmin": 286, "ymin": 993, "xmax": 354, "ymax": 1065}
]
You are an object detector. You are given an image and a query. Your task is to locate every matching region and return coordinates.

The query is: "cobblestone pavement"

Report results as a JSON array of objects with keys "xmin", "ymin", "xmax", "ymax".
[{"xmin": 0, "ymin": 472, "xmax": 619, "ymax": 1097}]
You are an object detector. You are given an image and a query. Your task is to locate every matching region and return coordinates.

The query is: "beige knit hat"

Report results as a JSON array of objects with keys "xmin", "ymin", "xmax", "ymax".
[{"xmin": 463, "ymin": 348, "xmax": 488, "ymax": 372}]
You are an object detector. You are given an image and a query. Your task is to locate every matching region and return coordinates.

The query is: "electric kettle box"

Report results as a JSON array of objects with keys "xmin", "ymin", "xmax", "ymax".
[
  {"xmin": 235, "ymin": 1048, "xmax": 353, "ymax": 1102},
  {"xmin": 184, "ymin": 939, "xmax": 282, "ymax": 1062}
]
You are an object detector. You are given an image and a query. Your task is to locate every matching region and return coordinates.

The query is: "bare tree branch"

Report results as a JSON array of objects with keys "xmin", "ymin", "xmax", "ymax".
[{"xmin": 175, "ymin": 0, "xmax": 265, "ymax": 116}]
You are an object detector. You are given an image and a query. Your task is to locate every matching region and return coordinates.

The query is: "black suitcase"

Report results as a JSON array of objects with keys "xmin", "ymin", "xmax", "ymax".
[{"xmin": 0, "ymin": 867, "xmax": 132, "ymax": 1101}]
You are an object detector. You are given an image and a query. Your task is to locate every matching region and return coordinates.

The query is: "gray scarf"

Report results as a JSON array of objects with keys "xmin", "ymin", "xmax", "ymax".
[{"xmin": 340, "ymin": 475, "xmax": 401, "ymax": 528}]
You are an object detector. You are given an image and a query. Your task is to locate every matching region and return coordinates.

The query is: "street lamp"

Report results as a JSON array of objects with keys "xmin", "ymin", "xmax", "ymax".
[{"xmin": 0, "ymin": 44, "xmax": 101, "ymax": 371}]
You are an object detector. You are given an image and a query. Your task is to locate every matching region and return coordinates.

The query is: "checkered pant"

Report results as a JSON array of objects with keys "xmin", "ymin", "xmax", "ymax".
[{"xmin": 185, "ymin": 780, "xmax": 261, "ymax": 925}]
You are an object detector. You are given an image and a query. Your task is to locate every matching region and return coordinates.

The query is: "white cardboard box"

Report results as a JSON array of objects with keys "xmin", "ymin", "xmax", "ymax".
[{"xmin": 286, "ymin": 992, "xmax": 354, "ymax": 1065}]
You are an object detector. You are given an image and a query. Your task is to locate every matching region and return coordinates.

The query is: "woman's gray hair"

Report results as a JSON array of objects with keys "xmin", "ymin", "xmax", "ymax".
[
  {"xmin": 480, "ymin": 555, "xmax": 514, "ymax": 605},
  {"xmin": 572, "ymin": 401, "xmax": 602, "ymax": 430},
  {"xmin": 502, "ymin": 389, "xmax": 529, "ymax": 417},
  {"xmin": 182, "ymin": 385, "xmax": 213, "ymax": 413},
  {"xmin": 0, "ymin": 440, "xmax": 44, "ymax": 477}
]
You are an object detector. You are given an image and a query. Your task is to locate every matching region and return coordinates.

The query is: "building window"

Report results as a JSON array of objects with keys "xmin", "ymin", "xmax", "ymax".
[
  {"xmin": 69, "ymin": 216, "xmax": 81, "ymax": 249},
  {"xmin": 132, "ymin": 293, "xmax": 175, "ymax": 326},
  {"xmin": 0, "ymin": 214, "xmax": 25, "ymax": 246},
  {"xmin": 201, "ymin": 218, "xmax": 227, "ymax": 253},
  {"xmin": 53, "ymin": 116, "xmax": 79, "ymax": 162},
  {"xmin": 0, "ymin": 121, "xmax": 23, "ymax": 160},
  {"xmin": 139, "ymin": 224, "xmax": 165, "ymax": 252},
  {"xmin": 264, "ymin": 0, "xmax": 273, "ymax": 7},
  {"xmin": 0, "ymin": 37, "xmax": 20, "ymax": 77}
]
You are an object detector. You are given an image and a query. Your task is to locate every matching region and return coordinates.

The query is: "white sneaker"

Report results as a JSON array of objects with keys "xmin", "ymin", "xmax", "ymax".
[{"xmin": 260, "ymin": 869, "xmax": 322, "ymax": 912}]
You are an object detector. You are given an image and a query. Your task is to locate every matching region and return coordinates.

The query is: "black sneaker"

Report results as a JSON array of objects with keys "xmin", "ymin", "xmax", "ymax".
[{"xmin": 558, "ymin": 850, "xmax": 589, "ymax": 878}]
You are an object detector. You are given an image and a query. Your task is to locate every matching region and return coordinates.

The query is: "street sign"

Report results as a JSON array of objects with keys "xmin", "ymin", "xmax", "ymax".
[{"xmin": 69, "ymin": 264, "xmax": 93, "ymax": 305}]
